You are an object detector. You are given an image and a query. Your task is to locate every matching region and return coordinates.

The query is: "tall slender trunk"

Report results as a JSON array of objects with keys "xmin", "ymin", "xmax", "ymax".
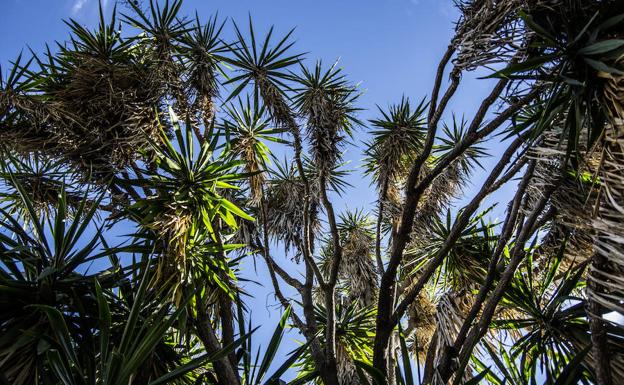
[
  {"xmin": 589, "ymin": 252, "xmax": 613, "ymax": 385},
  {"xmin": 374, "ymin": 179, "xmax": 390, "ymax": 274},
  {"xmin": 194, "ymin": 295, "xmax": 241, "ymax": 385},
  {"xmin": 319, "ymin": 172, "xmax": 342, "ymax": 385}
]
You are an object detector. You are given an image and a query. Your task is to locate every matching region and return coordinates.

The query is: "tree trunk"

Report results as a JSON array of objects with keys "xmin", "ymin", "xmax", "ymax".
[
  {"xmin": 588, "ymin": 252, "xmax": 613, "ymax": 385},
  {"xmin": 194, "ymin": 295, "xmax": 241, "ymax": 385}
]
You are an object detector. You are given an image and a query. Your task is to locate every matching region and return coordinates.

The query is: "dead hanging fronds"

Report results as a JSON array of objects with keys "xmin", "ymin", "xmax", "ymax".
[
  {"xmin": 452, "ymin": 0, "xmax": 528, "ymax": 71},
  {"xmin": 589, "ymin": 48, "xmax": 624, "ymax": 316},
  {"xmin": 338, "ymin": 209, "xmax": 378, "ymax": 307},
  {"xmin": 409, "ymin": 160, "xmax": 468, "ymax": 247},
  {"xmin": 316, "ymin": 209, "xmax": 378, "ymax": 307},
  {"xmin": 599, "ymin": 59, "xmax": 624, "ymax": 131},
  {"xmin": 407, "ymin": 293, "xmax": 437, "ymax": 362},
  {"xmin": 265, "ymin": 158, "xmax": 319, "ymax": 258},
  {"xmin": 524, "ymin": 123, "xmax": 602, "ymax": 269},
  {"xmin": 1, "ymin": 8, "xmax": 163, "ymax": 179},
  {"xmin": 430, "ymin": 292, "xmax": 476, "ymax": 385},
  {"xmin": 335, "ymin": 341, "xmax": 361, "ymax": 385},
  {"xmin": 592, "ymin": 123, "xmax": 624, "ymax": 316},
  {"xmin": 221, "ymin": 96, "xmax": 285, "ymax": 204},
  {"xmin": 180, "ymin": 13, "xmax": 227, "ymax": 130},
  {"xmin": 292, "ymin": 61, "xmax": 361, "ymax": 181}
]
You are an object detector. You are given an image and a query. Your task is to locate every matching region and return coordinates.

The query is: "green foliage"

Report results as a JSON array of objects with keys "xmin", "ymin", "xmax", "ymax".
[
  {"xmin": 407, "ymin": 208, "xmax": 497, "ymax": 291},
  {"xmin": 364, "ymin": 97, "xmax": 427, "ymax": 191},
  {"xmin": 2, "ymin": 1, "xmax": 623, "ymax": 385},
  {"xmin": 491, "ymin": 247, "xmax": 593, "ymax": 382}
]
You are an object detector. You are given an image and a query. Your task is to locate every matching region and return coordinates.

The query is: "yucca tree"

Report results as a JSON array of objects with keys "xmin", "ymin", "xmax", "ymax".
[
  {"xmin": 296, "ymin": 302, "xmax": 376, "ymax": 385},
  {"xmin": 221, "ymin": 96, "xmax": 285, "ymax": 204},
  {"xmin": 292, "ymin": 61, "xmax": 360, "ymax": 183},
  {"xmin": 226, "ymin": 19, "xmax": 302, "ymax": 134},
  {"xmin": 364, "ymin": 97, "xmax": 427, "ymax": 197},
  {"xmin": 41, "ymin": 274, "xmax": 217, "ymax": 385},
  {"xmin": 493, "ymin": 255, "xmax": 593, "ymax": 382},
  {"xmin": 225, "ymin": 21, "xmax": 318, "ymax": 276},
  {"xmin": 0, "ymin": 185, "xmax": 109, "ymax": 385},
  {"xmin": 6, "ymin": 5, "xmax": 160, "ymax": 178},
  {"xmin": 3, "ymin": 1, "xmax": 624, "ymax": 385},
  {"xmin": 364, "ymin": 97, "xmax": 427, "ymax": 271},
  {"xmin": 484, "ymin": 242, "xmax": 624, "ymax": 384},
  {"xmin": 180, "ymin": 13, "xmax": 227, "ymax": 137},
  {"xmin": 1, "ymin": 3, "xmax": 300, "ymax": 385},
  {"xmin": 127, "ymin": 110, "xmax": 256, "ymax": 385},
  {"xmin": 124, "ymin": 0, "xmax": 191, "ymax": 115},
  {"xmin": 126, "ymin": 109, "xmax": 252, "ymax": 301}
]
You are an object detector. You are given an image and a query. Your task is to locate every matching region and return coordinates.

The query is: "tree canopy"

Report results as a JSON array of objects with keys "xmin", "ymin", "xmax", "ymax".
[{"xmin": 1, "ymin": 1, "xmax": 623, "ymax": 384}]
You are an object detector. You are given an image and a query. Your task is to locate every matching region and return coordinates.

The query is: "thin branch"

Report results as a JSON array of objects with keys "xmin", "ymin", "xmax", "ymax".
[
  {"xmin": 452, "ymin": 179, "xmax": 561, "ymax": 383},
  {"xmin": 428, "ymin": 46, "xmax": 457, "ymax": 124},
  {"xmin": 431, "ymin": 159, "xmax": 536, "ymax": 381},
  {"xmin": 374, "ymin": 178, "xmax": 390, "ymax": 275},
  {"xmin": 319, "ymin": 173, "xmax": 343, "ymax": 377},
  {"xmin": 296, "ymin": 235, "xmax": 327, "ymax": 289}
]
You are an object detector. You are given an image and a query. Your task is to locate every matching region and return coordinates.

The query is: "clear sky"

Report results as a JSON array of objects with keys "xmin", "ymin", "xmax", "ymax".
[{"xmin": 1, "ymin": 0, "xmax": 514, "ymax": 380}]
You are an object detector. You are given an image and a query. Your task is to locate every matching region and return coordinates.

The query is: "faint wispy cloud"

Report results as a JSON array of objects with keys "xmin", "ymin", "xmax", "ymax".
[{"xmin": 71, "ymin": 0, "xmax": 88, "ymax": 15}]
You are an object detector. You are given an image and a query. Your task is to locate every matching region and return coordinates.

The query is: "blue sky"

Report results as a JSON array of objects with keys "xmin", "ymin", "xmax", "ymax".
[{"xmin": 1, "ymin": 0, "xmax": 516, "ymax": 380}]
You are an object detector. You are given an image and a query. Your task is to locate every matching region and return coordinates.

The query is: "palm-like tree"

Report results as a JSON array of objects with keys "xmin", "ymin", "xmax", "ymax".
[
  {"xmin": 226, "ymin": 19, "xmax": 302, "ymax": 134},
  {"xmin": 221, "ymin": 96, "xmax": 285, "ymax": 204},
  {"xmin": 364, "ymin": 97, "xmax": 428, "ymax": 272},
  {"xmin": 11, "ymin": 5, "xmax": 160, "ymax": 178},
  {"xmin": 292, "ymin": 61, "xmax": 361, "ymax": 182},
  {"xmin": 406, "ymin": 208, "xmax": 495, "ymax": 292},
  {"xmin": 2, "ymin": 1, "xmax": 624, "ymax": 385},
  {"xmin": 0, "ymin": 186, "xmax": 107, "ymax": 385},
  {"xmin": 364, "ymin": 97, "xmax": 427, "ymax": 198},
  {"xmin": 490, "ymin": 244, "xmax": 624, "ymax": 383},
  {"xmin": 127, "ymin": 108, "xmax": 253, "ymax": 304},
  {"xmin": 180, "ymin": 13, "xmax": 226, "ymax": 135},
  {"xmin": 297, "ymin": 302, "xmax": 376, "ymax": 385},
  {"xmin": 124, "ymin": 0, "xmax": 190, "ymax": 114}
]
